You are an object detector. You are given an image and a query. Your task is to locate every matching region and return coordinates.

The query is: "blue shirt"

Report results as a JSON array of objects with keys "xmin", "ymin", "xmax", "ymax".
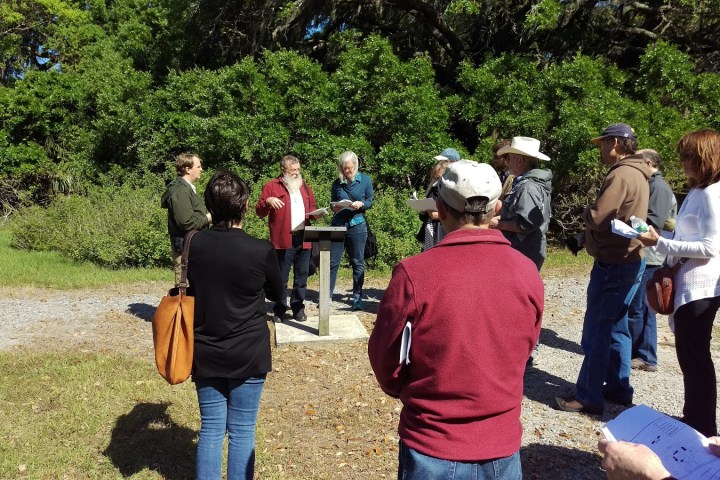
[{"xmin": 331, "ymin": 172, "xmax": 374, "ymax": 227}]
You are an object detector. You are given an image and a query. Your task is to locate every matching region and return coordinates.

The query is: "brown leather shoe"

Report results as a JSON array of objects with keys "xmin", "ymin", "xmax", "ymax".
[
  {"xmin": 631, "ymin": 358, "xmax": 658, "ymax": 372},
  {"xmin": 554, "ymin": 396, "xmax": 603, "ymax": 415}
]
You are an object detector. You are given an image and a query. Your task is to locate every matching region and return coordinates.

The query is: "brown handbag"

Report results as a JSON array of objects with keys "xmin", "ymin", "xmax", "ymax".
[
  {"xmin": 646, "ymin": 258, "xmax": 686, "ymax": 315},
  {"xmin": 152, "ymin": 230, "xmax": 198, "ymax": 385}
]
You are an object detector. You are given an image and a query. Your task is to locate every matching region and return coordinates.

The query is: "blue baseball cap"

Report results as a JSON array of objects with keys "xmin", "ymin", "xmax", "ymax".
[
  {"xmin": 434, "ymin": 148, "xmax": 461, "ymax": 162},
  {"xmin": 591, "ymin": 123, "xmax": 637, "ymax": 145}
]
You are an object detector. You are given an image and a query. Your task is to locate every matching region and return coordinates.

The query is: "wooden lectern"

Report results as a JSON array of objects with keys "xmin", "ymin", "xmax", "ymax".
[{"xmin": 303, "ymin": 226, "xmax": 347, "ymax": 336}]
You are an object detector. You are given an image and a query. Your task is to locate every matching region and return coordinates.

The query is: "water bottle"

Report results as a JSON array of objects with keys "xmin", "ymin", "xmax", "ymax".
[{"xmin": 630, "ymin": 215, "xmax": 649, "ymax": 234}]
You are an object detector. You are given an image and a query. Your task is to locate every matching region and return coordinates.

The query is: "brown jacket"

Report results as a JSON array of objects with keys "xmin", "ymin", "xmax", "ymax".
[{"xmin": 583, "ymin": 155, "xmax": 652, "ymax": 263}]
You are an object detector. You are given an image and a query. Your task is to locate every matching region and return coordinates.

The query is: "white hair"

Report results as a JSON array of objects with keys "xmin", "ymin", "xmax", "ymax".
[{"xmin": 337, "ymin": 151, "xmax": 359, "ymax": 182}]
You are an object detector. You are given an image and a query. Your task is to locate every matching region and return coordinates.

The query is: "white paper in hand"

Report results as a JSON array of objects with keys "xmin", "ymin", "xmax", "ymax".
[
  {"xmin": 399, "ymin": 322, "xmax": 412, "ymax": 365},
  {"xmin": 611, "ymin": 219, "xmax": 639, "ymax": 239}
]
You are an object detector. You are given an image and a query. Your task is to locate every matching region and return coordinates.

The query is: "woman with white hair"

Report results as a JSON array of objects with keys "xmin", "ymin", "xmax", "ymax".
[{"xmin": 329, "ymin": 151, "xmax": 374, "ymax": 310}]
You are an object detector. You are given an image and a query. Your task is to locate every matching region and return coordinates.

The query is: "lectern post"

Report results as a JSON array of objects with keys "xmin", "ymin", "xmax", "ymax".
[{"xmin": 304, "ymin": 227, "xmax": 347, "ymax": 336}]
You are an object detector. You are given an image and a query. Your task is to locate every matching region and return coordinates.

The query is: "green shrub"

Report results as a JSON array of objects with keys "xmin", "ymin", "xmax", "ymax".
[{"xmin": 11, "ymin": 185, "xmax": 169, "ymax": 268}]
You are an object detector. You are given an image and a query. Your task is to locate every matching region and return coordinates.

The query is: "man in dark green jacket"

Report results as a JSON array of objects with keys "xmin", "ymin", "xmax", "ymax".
[{"xmin": 161, "ymin": 153, "xmax": 211, "ymax": 286}]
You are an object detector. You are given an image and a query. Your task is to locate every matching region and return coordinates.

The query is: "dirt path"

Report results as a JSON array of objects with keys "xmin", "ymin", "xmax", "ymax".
[{"xmin": 0, "ymin": 271, "xmax": 709, "ymax": 479}]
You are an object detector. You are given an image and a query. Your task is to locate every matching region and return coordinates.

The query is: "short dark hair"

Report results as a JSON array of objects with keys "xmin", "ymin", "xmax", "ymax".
[
  {"xmin": 204, "ymin": 171, "xmax": 251, "ymax": 227},
  {"xmin": 439, "ymin": 197, "xmax": 494, "ymax": 226},
  {"xmin": 614, "ymin": 137, "xmax": 638, "ymax": 156}
]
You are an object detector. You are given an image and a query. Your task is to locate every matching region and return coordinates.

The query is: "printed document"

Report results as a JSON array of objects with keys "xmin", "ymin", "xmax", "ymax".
[
  {"xmin": 330, "ymin": 199, "xmax": 353, "ymax": 210},
  {"xmin": 603, "ymin": 405, "xmax": 720, "ymax": 479}
]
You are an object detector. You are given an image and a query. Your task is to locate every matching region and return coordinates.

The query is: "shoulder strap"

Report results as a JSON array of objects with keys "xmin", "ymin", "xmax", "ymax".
[{"xmin": 178, "ymin": 230, "xmax": 198, "ymax": 293}]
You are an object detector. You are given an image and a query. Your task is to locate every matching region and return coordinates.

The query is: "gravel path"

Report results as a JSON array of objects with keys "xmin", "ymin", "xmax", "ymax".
[{"xmin": 0, "ymin": 272, "xmax": 715, "ymax": 479}]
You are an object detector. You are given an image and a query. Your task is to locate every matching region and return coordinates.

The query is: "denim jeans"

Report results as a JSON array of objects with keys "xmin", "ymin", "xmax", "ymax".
[
  {"xmin": 398, "ymin": 441, "xmax": 521, "ymax": 480},
  {"xmin": 576, "ymin": 259, "xmax": 644, "ymax": 410},
  {"xmin": 274, "ymin": 232, "xmax": 311, "ymax": 317},
  {"xmin": 330, "ymin": 221, "xmax": 367, "ymax": 300},
  {"xmin": 628, "ymin": 264, "xmax": 659, "ymax": 366},
  {"xmin": 195, "ymin": 376, "xmax": 266, "ymax": 480}
]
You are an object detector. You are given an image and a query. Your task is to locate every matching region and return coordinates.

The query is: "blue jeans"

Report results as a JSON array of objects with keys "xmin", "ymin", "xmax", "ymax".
[
  {"xmin": 576, "ymin": 260, "xmax": 644, "ymax": 410},
  {"xmin": 274, "ymin": 232, "xmax": 311, "ymax": 317},
  {"xmin": 195, "ymin": 376, "xmax": 266, "ymax": 480},
  {"xmin": 398, "ymin": 441, "xmax": 521, "ymax": 480},
  {"xmin": 330, "ymin": 221, "xmax": 367, "ymax": 300},
  {"xmin": 628, "ymin": 264, "xmax": 659, "ymax": 366}
]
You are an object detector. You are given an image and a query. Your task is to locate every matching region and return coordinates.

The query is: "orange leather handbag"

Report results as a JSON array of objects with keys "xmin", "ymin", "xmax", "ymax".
[
  {"xmin": 152, "ymin": 230, "xmax": 197, "ymax": 385},
  {"xmin": 646, "ymin": 258, "xmax": 685, "ymax": 315}
]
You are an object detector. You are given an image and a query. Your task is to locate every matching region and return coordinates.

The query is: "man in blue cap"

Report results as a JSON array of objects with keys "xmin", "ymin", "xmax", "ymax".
[{"xmin": 556, "ymin": 122, "xmax": 652, "ymax": 415}]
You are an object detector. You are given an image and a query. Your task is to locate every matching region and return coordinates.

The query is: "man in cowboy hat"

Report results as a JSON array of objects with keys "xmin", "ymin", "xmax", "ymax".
[
  {"xmin": 556, "ymin": 122, "xmax": 652, "ymax": 415},
  {"xmin": 490, "ymin": 136, "xmax": 552, "ymax": 270},
  {"xmin": 490, "ymin": 136, "xmax": 552, "ymax": 367}
]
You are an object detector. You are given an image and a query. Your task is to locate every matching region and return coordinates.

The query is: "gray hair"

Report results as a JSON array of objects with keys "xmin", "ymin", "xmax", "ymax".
[
  {"xmin": 637, "ymin": 149, "xmax": 661, "ymax": 168},
  {"xmin": 337, "ymin": 151, "xmax": 359, "ymax": 182}
]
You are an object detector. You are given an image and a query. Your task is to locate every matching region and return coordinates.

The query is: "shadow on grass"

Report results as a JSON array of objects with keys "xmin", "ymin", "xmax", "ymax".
[
  {"xmin": 521, "ymin": 443, "xmax": 603, "ymax": 479},
  {"xmin": 126, "ymin": 303, "xmax": 156, "ymax": 322},
  {"xmin": 104, "ymin": 402, "xmax": 196, "ymax": 479}
]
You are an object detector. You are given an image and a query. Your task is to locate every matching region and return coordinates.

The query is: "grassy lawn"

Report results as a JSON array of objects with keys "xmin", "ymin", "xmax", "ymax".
[
  {"xmin": 0, "ymin": 228, "xmax": 172, "ymax": 289},
  {"xmin": 0, "ymin": 351, "xmax": 200, "ymax": 479}
]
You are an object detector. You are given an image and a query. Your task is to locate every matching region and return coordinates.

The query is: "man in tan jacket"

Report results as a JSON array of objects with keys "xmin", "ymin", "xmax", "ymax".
[{"xmin": 556, "ymin": 123, "xmax": 652, "ymax": 414}]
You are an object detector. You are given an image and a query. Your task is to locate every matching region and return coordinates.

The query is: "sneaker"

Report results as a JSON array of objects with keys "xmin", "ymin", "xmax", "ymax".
[
  {"xmin": 631, "ymin": 358, "xmax": 658, "ymax": 372},
  {"xmin": 351, "ymin": 299, "xmax": 364, "ymax": 311}
]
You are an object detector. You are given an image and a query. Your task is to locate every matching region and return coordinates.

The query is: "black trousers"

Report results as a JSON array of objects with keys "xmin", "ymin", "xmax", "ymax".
[{"xmin": 674, "ymin": 295, "xmax": 720, "ymax": 437}]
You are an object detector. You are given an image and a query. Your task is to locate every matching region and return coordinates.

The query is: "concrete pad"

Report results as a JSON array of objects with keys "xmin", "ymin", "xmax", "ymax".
[{"xmin": 275, "ymin": 314, "xmax": 368, "ymax": 345}]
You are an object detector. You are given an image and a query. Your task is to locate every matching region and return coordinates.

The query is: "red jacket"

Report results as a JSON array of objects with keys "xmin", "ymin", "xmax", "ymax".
[
  {"xmin": 255, "ymin": 177, "xmax": 317, "ymax": 250},
  {"xmin": 368, "ymin": 228, "xmax": 544, "ymax": 461}
]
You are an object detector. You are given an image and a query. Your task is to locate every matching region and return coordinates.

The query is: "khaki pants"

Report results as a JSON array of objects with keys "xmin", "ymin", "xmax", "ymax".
[{"xmin": 172, "ymin": 250, "xmax": 186, "ymax": 287}]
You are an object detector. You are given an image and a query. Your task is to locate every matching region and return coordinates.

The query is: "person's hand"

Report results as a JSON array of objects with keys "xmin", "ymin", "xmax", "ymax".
[
  {"xmin": 350, "ymin": 201, "xmax": 364, "ymax": 210},
  {"xmin": 637, "ymin": 226, "xmax": 660, "ymax": 247},
  {"xmin": 597, "ymin": 440, "xmax": 672, "ymax": 480},
  {"xmin": 488, "ymin": 216, "xmax": 500, "ymax": 229},
  {"xmin": 266, "ymin": 197, "xmax": 285, "ymax": 209},
  {"xmin": 426, "ymin": 211, "xmax": 440, "ymax": 221},
  {"xmin": 708, "ymin": 436, "xmax": 720, "ymax": 456},
  {"xmin": 206, "ymin": 212, "xmax": 212, "ymax": 224}
]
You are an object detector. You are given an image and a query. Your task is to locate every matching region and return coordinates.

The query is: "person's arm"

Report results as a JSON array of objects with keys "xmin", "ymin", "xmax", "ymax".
[
  {"xmin": 495, "ymin": 183, "xmax": 545, "ymax": 234},
  {"xmin": 255, "ymin": 181, "xmax": 283, "ymax": 218},
  {"xmin": 361, "ymin": 175, "xmax": 374, "ymax": 211},
  {"xmin": 169, "ymin": 188, "xmax": 209, "ymax": 231},
  {"xmin": 582, "ymin": 176, "xmax": 629, "ymax": 232},
  {"xmin": 367, "ymin": 264, "xmax": 416, "ymax": 398},
  {"xmin": 655, "ymin": 188, "xmax": 720, "ymax": 258},
  {"xmin": 263, "ymin": 245, "xmax": 284, "ymax": 302}
]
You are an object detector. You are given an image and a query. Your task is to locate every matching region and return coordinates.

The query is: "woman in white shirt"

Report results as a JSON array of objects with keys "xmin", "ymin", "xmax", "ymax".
[{"xmin": 639, "ymin": 128, "xmax": 720, "ymax": 437}]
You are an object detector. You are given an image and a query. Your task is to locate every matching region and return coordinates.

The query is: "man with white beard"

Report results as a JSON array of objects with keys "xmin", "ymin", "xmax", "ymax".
[{"xmin": 256, "ymin": 155, "xmax": 320, "ymax": 323}]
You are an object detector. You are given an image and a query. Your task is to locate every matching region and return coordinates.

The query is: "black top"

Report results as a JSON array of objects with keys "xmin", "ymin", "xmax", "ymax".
[{"xmin": 188, "ymin": 226, "xmax": 283, "ymax": 379}]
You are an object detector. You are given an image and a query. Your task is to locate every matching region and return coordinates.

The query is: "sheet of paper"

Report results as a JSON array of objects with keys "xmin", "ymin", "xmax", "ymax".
[
  {"xmin": 604, "ymin": 405, "xmax": 720, "ymax": 479},
  {"xmin": 307, "ymin": 208, "xmax": 328, "ymax": 217},
  {"xmin": 406, "ymin": 198, "xmax": 437, "ymax": 212},
  {"xmin": 611, "ymin": 219, "xmax": 640, "ymax": 239},
  {"xmin": 330, "ymin": 199, "xmax": 353, "ymax": 210},
  {"xmin": 399, "ymin": 322, "xmax": 412, "ymax": 365}
]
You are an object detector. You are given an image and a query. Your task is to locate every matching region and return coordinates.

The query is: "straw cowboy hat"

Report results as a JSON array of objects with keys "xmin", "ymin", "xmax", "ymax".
[{"xmin": 496, "ymin": 136, "xmax": 550, "ymax": 161}]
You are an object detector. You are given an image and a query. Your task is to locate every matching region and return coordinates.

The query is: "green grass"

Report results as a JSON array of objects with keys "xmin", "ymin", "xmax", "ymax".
[
  {"xmin": 0, "ymin": 227, "xmax": 172, "ymax": 289},
  {"xmin": 0, "ymin": 351, "xmax": 201, "ymax": 479},
  {"xmin": 542, "ymin": 245, "xmax": 593, "ymax": 274}
]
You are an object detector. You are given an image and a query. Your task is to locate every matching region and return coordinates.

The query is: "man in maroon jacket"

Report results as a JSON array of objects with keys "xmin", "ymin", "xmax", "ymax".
[
  {"xmin": 256, "ymin": 155, "xmax": 321, "ymax": 323},
  {"xmin": 368, "ymin": 160, "xmax": 544, "ymax": 479}
]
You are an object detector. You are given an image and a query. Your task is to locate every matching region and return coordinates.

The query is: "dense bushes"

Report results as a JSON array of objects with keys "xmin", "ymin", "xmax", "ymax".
[
  {"xmin": 4, "ymin": 33, "xmax": 720, "ymax": 269},
  {"xmin": 11, "ymin": 186, "xmax": 169, "ymax": 268}
]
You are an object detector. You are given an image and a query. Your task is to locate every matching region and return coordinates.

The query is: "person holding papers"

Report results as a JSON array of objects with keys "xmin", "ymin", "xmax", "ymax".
[
  {"xmin": 637, "ymin": 129, "xmax": 720, "ymax": 437},
  {"xmin": 369, "ymin": 160, "xmax": 543, "ymax": 479},
  {"xmin": 416, "ymin": 159, "xmax": 451, "ymax": 251},
  {"xmin": 329, "ymin": 151, "xmax": 374, "ymax": 311},
  {"xmin": 256, "ymin": 155, "xmax": 324, "ymax": 323}
]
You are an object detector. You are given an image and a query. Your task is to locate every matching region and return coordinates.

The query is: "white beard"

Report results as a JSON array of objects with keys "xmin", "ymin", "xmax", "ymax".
[{"xmin": 283, "ymin": 174, "xmax": 303, "ymax": 193}]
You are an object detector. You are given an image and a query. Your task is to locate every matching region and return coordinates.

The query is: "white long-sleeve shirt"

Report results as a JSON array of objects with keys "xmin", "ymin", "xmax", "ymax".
[{"xmin": 656, "ymin": 182, "xmax": 720, "ymax": 313}]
